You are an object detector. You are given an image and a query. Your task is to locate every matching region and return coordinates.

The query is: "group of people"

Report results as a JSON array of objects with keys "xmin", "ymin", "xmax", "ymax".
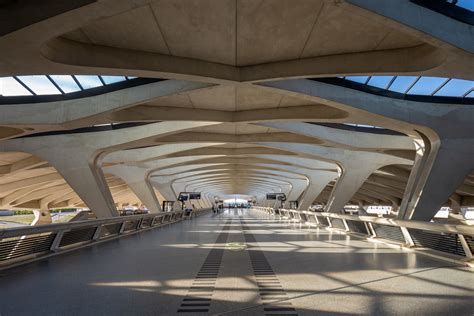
[{"xmin": 212, "ymin": 204, "xmax": 223, "ymax": 214}]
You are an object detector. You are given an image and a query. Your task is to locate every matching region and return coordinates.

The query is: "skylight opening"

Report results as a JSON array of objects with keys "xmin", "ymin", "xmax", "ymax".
[
  {"xmin": 0, "ymin": 75, "xmax": 129, "ymax": 97},
  {"xmin": 367, "ymin": 76, "xmax": 394, "ymax": 89},
  {"xmin": 49, "ymin": 75, "xmax": 81, "ymax": 93},
  {"xmin": 16, "ymin": 75, "xmax": 62, "ymax": 95},
  {"xmin": 435, "ymin": 79, "xmax": 474, "ymax": 97},
  {"xmin": 102, "ymin": 76, "xmax": 127, "ymax": 84},
  {"xmin": 0, "ymin": 77, "xmax": 33, "ymax": 96},
  {"xmin": 454, "ymin": 0, "xmax": 474, "ymax": 11},
  {"xmin": 343, "ymin": 75, "xmax": 474, "ymax": 98},
  {"xmin": 407, "ymin": 77, "xmax": 448, "ymax": 95},
  {"xmin": 74, "ymin": 75, "xmax": 103, "ymax": 89},
  {"xmin": 387, "ymin": 76, "xmax": 418, "ymax": 93},
  {"xmin": 343, "ymin": 123, "xmax": 382, "ymax": 129}
]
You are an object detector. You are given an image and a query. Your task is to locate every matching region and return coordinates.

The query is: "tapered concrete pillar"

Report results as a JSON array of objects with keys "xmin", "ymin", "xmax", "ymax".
[
  {"xmin": 31, "ymin": 209, "xmax": 52, "ymax": 226},
  {"xmin": 298, "ymin": 171, "xmax": 337, "ymax": 211},
  {"xmin": 402, "ymin": 141, "xmax": 474, "ymax": 220},
  {"xmin": 101, "ymin": 165, "xmax": 162, "ymax": 213},
  {"xmin": 154, "ymin": 182, "xmax": 178, "ymax": 203}
]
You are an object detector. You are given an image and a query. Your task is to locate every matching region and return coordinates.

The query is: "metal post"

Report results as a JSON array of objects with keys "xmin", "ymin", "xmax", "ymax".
[
  {"xmin": 92, "ymin": 225, "xmax": 103, "ymax": 241},
  {"xmin": 458, "ymin": 234, "xmax": 473, "ymax": 259},
  {"xmin": 400, "ymin": 227, "xmax": 415, "ymax": 247},
  {"xmin": 50, "ymin": 230, "xmax": 65, "ymax": 252}
]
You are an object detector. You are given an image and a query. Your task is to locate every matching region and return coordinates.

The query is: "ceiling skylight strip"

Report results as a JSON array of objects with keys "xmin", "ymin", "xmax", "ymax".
[
  {"xmin": 13, "ymin": 77, "xmax": 36, "ymax": 95},
  {"xmin": 0, "ymin": 75, "xmax": 130, "ymax": 97},
  {"xmin": 343, "ymin": 75, "xmax": 474, "ymax": 98},
  {"xmin": 46, "ymin": 75, "xmax": 65, "ymax": 94}
]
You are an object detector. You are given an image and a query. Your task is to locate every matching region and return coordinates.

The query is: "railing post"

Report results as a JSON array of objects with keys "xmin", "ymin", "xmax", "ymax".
[
  {"xmin": 342, "ymin": 219, "xmax": 350, "ymax": 232},
  {"xmin": 50, "ymin": 230, "xmax": 65, "ymax": 252},
  {"xmin": 326, "ymin": 217, "xmax": 332, "ymax": 228},
  {"xmin": 92, "ymin": 225, "xmax": 103, "ymax": 241},
  {"xmin": 367, "ymin": 222, "xmax": 376, "ymax": 237},
  {"xmin": 136, "ymin": 218, "xmax": 144, "ymax": 230},
  {"xmin": 314, "ymin": 214, "xmax": 320, "ymax": 225},
  {"xmin": 400, "ymin": 227, "xmax": 415, "ymax": 247},
  {"xmin": 458, "ymin": 234, "xmax": 473, "ymax": 259},
  {"xmin": 119, "ymin": 221, "xmax": 127, "ymax": 234}
]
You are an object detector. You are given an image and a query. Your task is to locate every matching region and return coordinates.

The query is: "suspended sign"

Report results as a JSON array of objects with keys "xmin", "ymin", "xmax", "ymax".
[
  {"xmin": 189, "ymin": 192, "xmax": 201, "ymax": 200},
  {"xmin": 178, "ymin": 192, "xmax": 201, "ymax": 201},
  {"xmin": 266, "ymin": 193, "xmax": 286, "ymax": 201}
]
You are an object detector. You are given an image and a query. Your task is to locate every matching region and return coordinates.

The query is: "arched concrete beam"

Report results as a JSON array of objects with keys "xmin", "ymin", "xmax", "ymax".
[
  {"xmin": 261, "ymin": 78, "xmax": 474, "ymax": 221},
  {"xmin": 0, "ymin": 121, "xmax": 218, "ymax": 217},
  {"xmin": 258, "ymin": 121, "xmax": 414, "ymax": 150},
  {"xmin": 0, "ymin": 80, "xmax": 213, "ymax": 130},
  {"xmin": 257, "ymin": 142, "xmax": 412, "ymax": 213}
]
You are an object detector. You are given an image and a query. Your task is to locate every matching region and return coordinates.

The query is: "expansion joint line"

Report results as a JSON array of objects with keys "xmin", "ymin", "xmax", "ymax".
[
  {"xmin": 240, "ymin": 217, "xmax": 299, "ymax": 316},
  {"xmin": 177, "ymin": 219, "xmax": 232, "ymax": 313}
]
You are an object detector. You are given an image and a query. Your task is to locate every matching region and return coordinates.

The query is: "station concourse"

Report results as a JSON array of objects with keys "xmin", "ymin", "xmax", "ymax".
[{"xmin": 0, "ymin": 1, "xmax": 474, "ymax": 315}]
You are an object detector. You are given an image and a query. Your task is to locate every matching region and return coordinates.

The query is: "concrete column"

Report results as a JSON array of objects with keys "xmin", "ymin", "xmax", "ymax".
[
  {"xmin": 404, "ymin": 141, "xmax": 474, "ymax": 221},
  {"xmin": 104, "ymin": 165, "xmax": 161, "ymax": 213},
  {"xmin": 298, "ymin": 172, "xmax": 337, "ymax": 211},
  {"xmin": 325, "ymin": 167, "xmax": 377, "ymax": 213},
  {"xmin": 31, "ymin": 209, "xmax": 52, "ymax": 226}
]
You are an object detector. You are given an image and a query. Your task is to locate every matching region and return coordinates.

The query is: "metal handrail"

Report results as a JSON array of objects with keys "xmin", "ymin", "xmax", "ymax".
[
  {"xmin": 0, "ymin": 210, "xmax": 181, "ymax": 238},
  {"xmin": 253, "ymin": 206, "xmax": 473, "ymax": 264},
  {"xmin": 0, "ymin": 208, "xmax": 211, "ymax": 269}
]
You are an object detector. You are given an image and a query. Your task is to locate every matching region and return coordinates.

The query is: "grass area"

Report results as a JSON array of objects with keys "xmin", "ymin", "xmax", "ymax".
[
  {"xmin": 0, "ymin": 213, "xmax": 76, "ymax": 229},
  {"xmin": 54, "ymin": 214, "xmax": 76, "ymax": 223},
  {"xmin": 0, "ymin": 214, "xmax": 35, "ymax": 225}
]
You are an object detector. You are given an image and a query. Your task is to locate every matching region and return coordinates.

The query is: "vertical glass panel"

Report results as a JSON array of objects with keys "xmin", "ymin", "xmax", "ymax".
[
  {"xmin": 367, "ymin": 76, "xmax": 394, "ymax": 89},
  {"xmin": 0, "ymin": 77, "xmax": 33, "ymax": 96},
  {"xmin": 345, "ymin": 76, "xmax": 369, "ymax": 84},
  {"xmin": 388, "ymin": 76, "xmax": 418, "ymax": 93},
  {"xmin": 465, "ymin": 90, "xmax": 474, "ymax": 98},
  {"xmin": 75, "ymin": 75, "xmax": 103, "ymax": 89},
  {"xmin": 49, "ymin": 75, "xmax": 81, "ymax": 93},
  {"xmin": 101, "ymin": 76, "xmax": 126, "ymax": 84},
  {"xmin": 407, "ymin": 77, "xmax": 447, "ymax": 95},
  {"xmin": 17, "ymin": 75, "xmax": 61, "ymax": 95},
  {"xmin": 434, "ymin": 79, "xmax": 474, "ymax": 97}
]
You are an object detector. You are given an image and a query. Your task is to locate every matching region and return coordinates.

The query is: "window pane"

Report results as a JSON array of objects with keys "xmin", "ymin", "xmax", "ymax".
[
  {"xmin": 50, "ymin": 75, "xmax": 81, "ymax": 93},
  {"xmin": 435, "ymin": 79, "xmax": 474, "ymax": 97},
  {"xmin": 465, "ymin": 90, "xmax": 474, "ymax": 98},
  {"xmin": 345, "ymin": 76, "xmax": 369, "ymax": 84},
  {"xmin": 17, "ymin": 75, "xmax": 61, "ymax": 95},
  {"xmin": 388, "ymin": 76, "xmax": 418, "ymax": 93},
  {"xmin": 367, "ymin": 76, "xmax": 394, "ymax": 89},
  {"xmin": 126, "ymin": 76, "xmax": 138, "ymax": 80},
  {"xmin": 0, "ymin": 77, "xmax": 33, "ymax": 96},
  {"xmin": 75, "ymin": 75, "xmax": 103, "ymax": 89},
  {"xmin": 407, "ymin": 77, "xmax": 447, "ymax": 95},
  {"xmin": 101, "ymin": 76, "xmax": 126, "ymax": 84},
  {"xmin": 456, "ymin": 0, "xmax": 474, "ymax": 11}
]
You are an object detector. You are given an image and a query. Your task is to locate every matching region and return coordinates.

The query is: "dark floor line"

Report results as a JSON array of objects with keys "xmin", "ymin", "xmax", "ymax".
[
  {"xmin": 177, "ymin": 219, "xmax": 232, "ymax": 314},
  {"xmin": 240, "ymin": 217, "xmax": 299, "ymax": 316}
]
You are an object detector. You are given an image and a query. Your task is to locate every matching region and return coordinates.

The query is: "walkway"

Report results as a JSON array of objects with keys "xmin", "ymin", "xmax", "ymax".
[{"xmin": 0, "ymin": 209, "xmax": 473, "ymax": 315}]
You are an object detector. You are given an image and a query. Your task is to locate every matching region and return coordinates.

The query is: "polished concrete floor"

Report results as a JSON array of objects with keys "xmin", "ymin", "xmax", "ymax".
[{"xmin": 0, "ymin": 209, "xmax": 473, "ymax": 315}]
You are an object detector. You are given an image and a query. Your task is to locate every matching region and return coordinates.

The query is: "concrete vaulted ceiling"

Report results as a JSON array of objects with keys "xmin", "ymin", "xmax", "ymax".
[{"xmin": 0, "ymin": 0, "xmax": 473, "ymax": 223}]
